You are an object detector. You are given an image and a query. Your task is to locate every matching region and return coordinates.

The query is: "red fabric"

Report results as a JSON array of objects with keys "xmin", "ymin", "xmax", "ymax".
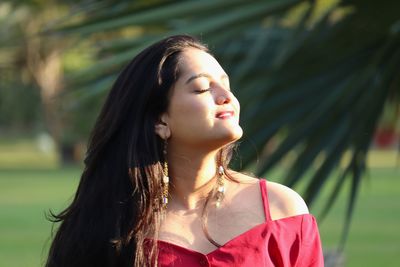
[{"xmin": 149, "ymin": 179, "xmax": 324, "ymax": 267}]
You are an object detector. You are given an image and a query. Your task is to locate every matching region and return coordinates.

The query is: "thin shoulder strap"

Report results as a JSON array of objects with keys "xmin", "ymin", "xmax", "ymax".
[{"xmin": 259, "ymin": 179, "xmax": 272, "ymax": 221}]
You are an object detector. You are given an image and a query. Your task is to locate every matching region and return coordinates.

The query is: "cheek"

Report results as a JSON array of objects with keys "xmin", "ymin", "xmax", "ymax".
[
  {"xmin": 174, "ymin": 96, "xmax": 213, "ymax": 117},
  {"xmin": 169, "ymin": 96, "xmax": 214, "ymax": 128}
]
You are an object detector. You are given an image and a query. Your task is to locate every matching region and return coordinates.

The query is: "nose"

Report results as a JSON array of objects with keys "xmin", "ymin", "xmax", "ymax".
[{"xmin": 215, "ymin": 87, "xmax": 232, "ymax": 105}]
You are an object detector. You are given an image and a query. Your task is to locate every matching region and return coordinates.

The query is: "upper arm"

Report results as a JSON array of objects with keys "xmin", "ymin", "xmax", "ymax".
[
  {"xmin": 266, "ymin": 181, "xmax": 309, "ymax": 220},
  {"xmin": 299, "ymin": 215, "xmax": 324, "ymax": 266}
]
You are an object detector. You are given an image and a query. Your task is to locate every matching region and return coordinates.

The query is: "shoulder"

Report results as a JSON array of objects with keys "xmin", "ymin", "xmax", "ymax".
[
  {"xmin": 266, "ymin": 181, "xmax": 309, "ymax": 220},
  {"xmin": 227, "ymin": 171, "xmax": 309, "ymax": 220}
]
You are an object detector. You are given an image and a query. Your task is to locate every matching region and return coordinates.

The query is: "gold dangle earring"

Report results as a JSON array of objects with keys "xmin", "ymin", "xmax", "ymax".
[
  {"xmin": 215, "ymin": 165, "xmax": 225, "ymax": 208},
  {"xmin": 161, "ymin": 140, "xmax": 169, "ymax": 211}
]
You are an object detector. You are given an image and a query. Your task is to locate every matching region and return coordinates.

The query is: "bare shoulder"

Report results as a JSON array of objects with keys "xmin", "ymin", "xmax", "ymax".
[
  {"xmin": 266, "ymin": 181, "xmax": 309, "ymax": 220},
  {"xmin": 226, "ymin": 171, "xmax": 309, "ymax": 220}
]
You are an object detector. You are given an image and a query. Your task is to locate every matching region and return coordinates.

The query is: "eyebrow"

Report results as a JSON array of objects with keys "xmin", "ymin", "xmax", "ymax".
[{"xmin": 185, "ymin": 73, "xmax": 229, "ymax": 84}]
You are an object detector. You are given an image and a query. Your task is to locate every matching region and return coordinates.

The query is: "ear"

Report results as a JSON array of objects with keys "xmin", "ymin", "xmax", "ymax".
[{"xmin": 155, "ymin": 113, "xmax": 171, "ymax": 140}]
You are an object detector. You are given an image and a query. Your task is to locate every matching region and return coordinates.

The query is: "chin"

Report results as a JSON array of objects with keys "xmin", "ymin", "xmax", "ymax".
[
  {"xmin": 232, "ymin": 129, "xmax": 244, "ymax": 142},
  {"xmin": 222, "ymin": 125, "xmax": 243, "ymax": 143}
]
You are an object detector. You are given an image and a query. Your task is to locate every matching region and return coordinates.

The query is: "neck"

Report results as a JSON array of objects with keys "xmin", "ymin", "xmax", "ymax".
[{"xmin": 167, "ymin": 147, "xmax": 221, "ymax": 210}]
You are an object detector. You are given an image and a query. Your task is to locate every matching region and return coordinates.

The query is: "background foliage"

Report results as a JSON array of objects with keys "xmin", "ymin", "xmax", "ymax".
[
  {"xmin": 44, "ymin": 0, "xmax": 400, "ymax": 244},
  {"xmin": 1, "ymin": 0, "xmax": 399, "ymax": 259}
]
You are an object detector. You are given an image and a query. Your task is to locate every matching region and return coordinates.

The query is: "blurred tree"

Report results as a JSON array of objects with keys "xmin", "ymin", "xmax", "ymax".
[
  {"xmin": 0, "ymin": 0, "xmax": 95, "ymax": 164},
  {"xmin": 0, "ymin": 2, "xmax": 42, "ymax": 132},
  {"xmin": 47, "ymin": 0, "xmax": 400, "ymax": 246}
]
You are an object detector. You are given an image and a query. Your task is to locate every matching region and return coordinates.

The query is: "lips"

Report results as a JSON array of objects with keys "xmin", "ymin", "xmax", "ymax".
[{"xmin": 216, "ymin": 110, "xmax": 234, "ymax": 119}]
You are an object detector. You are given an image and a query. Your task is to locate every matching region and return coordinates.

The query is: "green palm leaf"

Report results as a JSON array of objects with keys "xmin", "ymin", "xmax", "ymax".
[{"xmin": 51, "ymin": 0, "xmax": 400, "ymax": 246}]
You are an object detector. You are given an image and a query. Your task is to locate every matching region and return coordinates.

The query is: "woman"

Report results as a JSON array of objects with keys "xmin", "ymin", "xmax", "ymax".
[{"xmin": 46, "ymin": 35, "xmax": 323, "ymax": 267}]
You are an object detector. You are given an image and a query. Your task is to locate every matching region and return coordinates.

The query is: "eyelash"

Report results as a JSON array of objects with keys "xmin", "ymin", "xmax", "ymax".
[{"xmin": 195, "ymin": 89, "xmax": 211, "ymax": 94}]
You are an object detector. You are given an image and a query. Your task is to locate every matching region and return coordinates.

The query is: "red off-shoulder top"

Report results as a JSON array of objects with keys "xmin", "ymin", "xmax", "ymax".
[{"xmin": 148, "ymin": 179, "xmax": 324, "ymax": 267}]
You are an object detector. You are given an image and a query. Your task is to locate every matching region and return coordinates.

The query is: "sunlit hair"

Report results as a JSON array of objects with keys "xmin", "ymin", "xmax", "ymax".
[{"xmin": 46, "ymin": 35, "xmax": 237, "ymax": 267}]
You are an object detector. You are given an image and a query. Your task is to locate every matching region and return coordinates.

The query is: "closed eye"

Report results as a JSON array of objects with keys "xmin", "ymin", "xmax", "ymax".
[{"xmin": 194, "ymin": 89, "xmax": 210, "ymax": 94}]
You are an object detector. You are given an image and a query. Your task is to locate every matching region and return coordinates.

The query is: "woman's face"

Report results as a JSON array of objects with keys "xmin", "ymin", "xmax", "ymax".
[{"xmin": 157, "ymin": 48, "xmax": 243, "ymax": 150}]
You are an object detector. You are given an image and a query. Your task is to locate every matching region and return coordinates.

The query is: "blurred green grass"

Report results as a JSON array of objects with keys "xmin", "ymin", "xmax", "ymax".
[
  {"xmin": 0, "ymin": 136, "xmax": 59, "ymax": 169},
  {"xmin": 0, "ymin": 138, "xmax": 399, "ymax": 267},
  {"xmin": 0, "ymin": 168, "xmax": 80, "ymax": 267},
  {"xmin": 316, "ymin": 167, "xmax": 400, "ymax": 266}
]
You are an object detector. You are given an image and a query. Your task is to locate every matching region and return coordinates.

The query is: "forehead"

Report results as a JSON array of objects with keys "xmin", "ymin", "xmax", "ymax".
[{"xmin": 178, "ymin": 48, "xmax": 226, "ymax": 77}]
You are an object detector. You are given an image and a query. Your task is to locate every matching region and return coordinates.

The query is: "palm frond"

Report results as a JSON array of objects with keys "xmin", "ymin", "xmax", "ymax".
[{"xmin": 50, "ymin": 0, "xmax": 400, "ymax": 245}]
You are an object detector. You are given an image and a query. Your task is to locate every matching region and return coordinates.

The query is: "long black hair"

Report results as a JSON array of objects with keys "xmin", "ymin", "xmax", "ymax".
[{"xmin": 46, "ymin": 35, "xmax": 236, "ymax": 267}]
